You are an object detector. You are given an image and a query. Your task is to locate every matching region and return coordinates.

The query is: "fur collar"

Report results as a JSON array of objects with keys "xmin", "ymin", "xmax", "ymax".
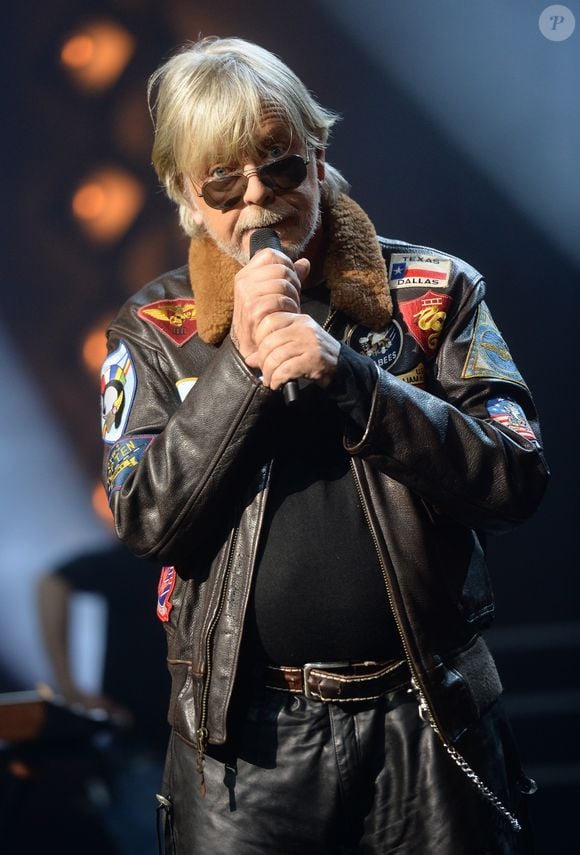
[{"xmin": 188, "ymin": 193, "xmax": 392, "ymax": 344}]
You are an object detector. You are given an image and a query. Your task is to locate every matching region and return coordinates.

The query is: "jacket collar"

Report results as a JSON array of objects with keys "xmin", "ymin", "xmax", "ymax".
[{"xmin": 188, "ymin": 193, "xmax": 392, "ymax": 344}]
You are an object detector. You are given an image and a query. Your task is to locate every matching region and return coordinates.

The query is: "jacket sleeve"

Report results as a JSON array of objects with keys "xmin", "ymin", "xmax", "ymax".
[
  {"xmin": 340, "ymin": 278, "xmax": 549, "ymax": 533},
  {"xmin": 101, "ymin": 328, "xmax": 272, "ymax": 562}
]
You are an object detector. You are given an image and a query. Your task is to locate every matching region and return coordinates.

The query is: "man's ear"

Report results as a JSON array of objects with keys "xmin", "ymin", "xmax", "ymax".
[{"xmin": 316, "ymin": 147, "xmax": 326, "ymax": 182}]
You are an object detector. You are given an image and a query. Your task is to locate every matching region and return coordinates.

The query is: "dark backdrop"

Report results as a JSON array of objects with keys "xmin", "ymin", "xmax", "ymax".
[{"xmin": 2, "ymin": 1, "xmax": 578, "ymax": 851}]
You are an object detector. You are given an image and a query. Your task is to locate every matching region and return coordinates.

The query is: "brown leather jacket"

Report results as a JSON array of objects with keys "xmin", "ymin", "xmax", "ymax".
[{"xmin": 101, "ymin": 196, "xmax": 548, "ymax": 758}]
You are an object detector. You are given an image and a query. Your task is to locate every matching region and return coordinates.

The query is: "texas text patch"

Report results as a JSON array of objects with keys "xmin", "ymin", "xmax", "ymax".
[
  {"xmin": 101, "ymin": 340, "xmax": 136, "ymax": 444},
  {"xmin": 462, "ymin": 303, "xmax": 526, "ymax": 387},
  {"xmin": 106, "ymin": 434, "xmax": 155, "ymax": 496},
  {"xmin": 138, "ymin": 299, "xmax": 197, "ymax": 346},
  {"xmin": 486, "ymin": 398, "xmax": 537, "ymax": 443},
  {"xmin": 389, "ymin": 254, "xmax": 451, "ymax": 289}
]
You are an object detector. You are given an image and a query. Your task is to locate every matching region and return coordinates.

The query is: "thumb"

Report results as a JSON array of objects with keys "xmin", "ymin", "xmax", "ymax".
[{"xmin": 294, "ymin": 258, "xmax": 311, "ymax": 284}]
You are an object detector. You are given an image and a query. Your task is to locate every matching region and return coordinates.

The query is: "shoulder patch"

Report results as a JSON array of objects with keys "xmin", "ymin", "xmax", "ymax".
[
  {"xmin": 106, "ymin": 434, "xmax": 155, "ymax": 497},
  {"xmin": 176, "ymin": 377, "xmax": 198, "ymax": 401},
  {"xmin": 138, "ymin": 299, "xmax": 197, "ymax": 346},
  {"xmin": 346, "ymin": 320, "xmax": 403, "ymax": 372},
  {"xmin": 399, "ymin": 291, "xmax": 452, "ymax": 358},
  {"xmin": 462, "ymin": 304, "xmax": 527, "ymax": 387},
  {"xmin": 486, "ymin": 398, "xmax": 537, "ymax": 443},
  {"xmin": 157, "ymin": 566, "xmax": 176, "ymax": 622},
  {"xmin": 389, "ymin": 254, "xmax": 451, "ymax": 289},
  {"xmin": 101, "ymin": 340, "xmax": 137, "ymax": 444}
]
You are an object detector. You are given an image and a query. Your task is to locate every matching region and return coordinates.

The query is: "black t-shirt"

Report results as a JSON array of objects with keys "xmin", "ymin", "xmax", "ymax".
[{"xmin": 246, "ymin": 285, "xmax": 403, "ymax": 665}]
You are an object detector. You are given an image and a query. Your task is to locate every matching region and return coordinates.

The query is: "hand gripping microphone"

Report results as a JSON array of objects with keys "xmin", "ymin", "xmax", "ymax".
[{"xmin": 249, "ymin": 228, "xmax": 299, "ymax": 404}]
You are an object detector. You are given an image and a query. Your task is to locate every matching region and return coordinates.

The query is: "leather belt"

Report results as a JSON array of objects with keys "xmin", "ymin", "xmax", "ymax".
[{"xmin": 264, "ymin": 658, "xmax": 410, "ymax": 703}]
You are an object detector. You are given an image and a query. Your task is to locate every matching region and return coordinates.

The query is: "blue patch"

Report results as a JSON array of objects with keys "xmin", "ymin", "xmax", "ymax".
[
  {"xmin": 101, "ymin": 341, "xmax": 137, "ymax": 444},
  {"xmin": 462, "ymin": 304, "xmax": 527, "ymax": 387},
  {"xmin": 486, "ymin": 398, "xmax": 537, "ymax": 443},
  {"xmin": 106, "ymin": 434, "xmax": 155, "ymax": 496},
  {"xmin": 347, "ymin": 320, "xmax": 404, "ymax": 372}
]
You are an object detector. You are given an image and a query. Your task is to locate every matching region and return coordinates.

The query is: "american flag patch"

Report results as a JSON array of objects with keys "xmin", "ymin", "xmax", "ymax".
[
  {"xmin": 389, "ymin": 254, "xmax": 451, "ymax": 289},
  {"xmin": 486, "ymin": 398, "xmax": 536, "ymax": 443}
]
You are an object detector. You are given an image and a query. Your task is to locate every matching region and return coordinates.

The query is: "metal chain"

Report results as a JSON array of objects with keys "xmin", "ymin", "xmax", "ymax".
[{"xmin": 411, "ymin": 680, "xmax": 521, "ymax": 832}]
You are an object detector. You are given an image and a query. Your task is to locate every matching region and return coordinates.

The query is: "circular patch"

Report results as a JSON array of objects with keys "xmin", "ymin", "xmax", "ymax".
[{"xmin": 348, "ymin": 320, "xmax": 403, "ymax": 372}]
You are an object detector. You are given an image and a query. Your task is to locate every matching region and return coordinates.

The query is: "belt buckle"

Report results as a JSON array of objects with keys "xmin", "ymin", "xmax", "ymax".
[{"xmin": 302, "ymin": 661, "xmax": 349, "ymax": 701}]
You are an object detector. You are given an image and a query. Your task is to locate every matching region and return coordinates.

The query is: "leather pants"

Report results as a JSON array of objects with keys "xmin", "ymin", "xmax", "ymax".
[{"xmin": 157, "ymin": 684, "xmax": 534, "ymax": 854}]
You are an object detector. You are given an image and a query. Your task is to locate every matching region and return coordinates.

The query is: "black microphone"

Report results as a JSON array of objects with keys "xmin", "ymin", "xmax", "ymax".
[{"xmin": 249, "ymin": 228, "xmax": 299, "ymax": 405}]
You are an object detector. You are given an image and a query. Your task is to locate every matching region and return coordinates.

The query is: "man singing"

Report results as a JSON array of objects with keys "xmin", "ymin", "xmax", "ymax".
[{"xmin": 101, "ymin": 36, "xmax": 548, "ymax": 854}]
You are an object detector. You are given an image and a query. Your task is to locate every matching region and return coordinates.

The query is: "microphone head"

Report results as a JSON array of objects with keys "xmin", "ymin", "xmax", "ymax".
[{"xmin": 249, "ymin": 228, "xmax": 281, "ymax": 257}]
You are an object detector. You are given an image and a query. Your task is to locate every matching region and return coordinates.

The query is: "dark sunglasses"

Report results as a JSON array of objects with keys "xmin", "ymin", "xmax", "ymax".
[{"xmin": 197, "ymin": 153, "xmax": 310, "ymax": 210}]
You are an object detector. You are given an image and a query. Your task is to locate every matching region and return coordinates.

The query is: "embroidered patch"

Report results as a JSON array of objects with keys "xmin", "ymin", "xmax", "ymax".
[
  {"xmin": 389, "ymin": 254, "xmax": 451, "ymax": 289},
  {"xmin": 157, "ymin": 566, "xmax": 176, "ymax": 622},
  {"xmin": 106, "ymin": 435, "xmax": 155, "ymax": 496},
  {"xmin": 347, "ymin": 320, "xmax": 403, "ymax": 372},
  {"xmin": 486, "ymin": 398, "xmax": 537, "ymax": 443},
  {"xmin": 394, "ymin": 362, "xmax": 426, "ymax": 388},
  {"xmin": 399, "ymin": 291, "xmax": 452, "ymax": 358},
  {"xmin": 462, "ymin": 304, "xmax": 526, "ymax": 386},
  {"xmin": 138, "ymin": 299, "xmax": 197, "ymax": 346},
  {"xmin": 101, "ymin": 341, "xmax": 137, "ymax": 444},
  {"xmin": 176, "ymin": 377, "xmax": 198, "ymax": 402}
]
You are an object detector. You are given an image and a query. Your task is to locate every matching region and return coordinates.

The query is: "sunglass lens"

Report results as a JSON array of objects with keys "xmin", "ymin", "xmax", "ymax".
[
  {"xmin": 201, "ymin": 155, "xmax": 308, "ymax": 209},
  {"xmin": 261, "ymin": 155, "xmax": 307, "ymax": 190},
  {"xmin": 202, "ymin": 175, "xmax": 245, "ymax": 209}
]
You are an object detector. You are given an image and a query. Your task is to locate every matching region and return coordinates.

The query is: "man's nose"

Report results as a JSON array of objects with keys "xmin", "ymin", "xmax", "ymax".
[{"xmin": 242, "ymin": 167, "xmax": 275, "ymax": 206}]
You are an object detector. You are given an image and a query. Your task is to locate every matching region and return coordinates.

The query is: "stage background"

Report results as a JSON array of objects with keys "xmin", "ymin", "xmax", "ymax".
[{"xmin": 2, "ymin": 1, "xmax": 578, "ymax": 851}]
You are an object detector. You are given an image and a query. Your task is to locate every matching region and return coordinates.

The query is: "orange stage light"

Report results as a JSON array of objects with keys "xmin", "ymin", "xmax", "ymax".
[
  {"xmin": 92, "ymin": 481, "xmax": 114, "ymax": 528},
  {"xmin": 60, "ymin": 19, "xmax": 135, "ymax": 93},
  {"xmin": 82, "ymin": 317, "xmax": 112, "ymax": 376},
  {"xmin": 72, "ymin": 167, "xmax": 145, "ymax": 243}
]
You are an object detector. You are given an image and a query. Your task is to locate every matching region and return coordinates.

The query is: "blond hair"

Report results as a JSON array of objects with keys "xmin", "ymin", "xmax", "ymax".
[{"xmin": 147, "ymin": 37, "xmax": 349, "ymax": 235}]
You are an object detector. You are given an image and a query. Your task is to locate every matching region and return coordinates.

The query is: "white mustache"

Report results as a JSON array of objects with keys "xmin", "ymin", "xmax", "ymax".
[{"xmin": 235, "ymin": 206, "xmax": 292, "ymax": 236}]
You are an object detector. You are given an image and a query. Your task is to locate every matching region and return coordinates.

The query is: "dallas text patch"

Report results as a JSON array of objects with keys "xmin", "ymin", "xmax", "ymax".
[{"xmin": 389, "ymin": 254, "xmax": 451, "ymax": 289}]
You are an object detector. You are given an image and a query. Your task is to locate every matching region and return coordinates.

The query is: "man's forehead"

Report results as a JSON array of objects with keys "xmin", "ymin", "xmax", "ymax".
[{"xmin": 200, "ymin": 118, "xmax": 295, "ymax": 170}]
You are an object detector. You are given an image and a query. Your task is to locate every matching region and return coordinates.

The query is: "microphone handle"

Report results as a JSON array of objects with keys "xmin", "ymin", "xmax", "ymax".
[{"xmin": 249, "ymin": 228, "xmax": 299, "ymax": 405}]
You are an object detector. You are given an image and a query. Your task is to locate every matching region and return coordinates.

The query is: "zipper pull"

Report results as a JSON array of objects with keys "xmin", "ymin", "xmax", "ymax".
[
  {"xmin": 411, "ymin": 676, "xmax": 430, "ymax": 723},
  {"xmin": 195, "ymin": 727, "xmax": 209, "ymax": 799}
]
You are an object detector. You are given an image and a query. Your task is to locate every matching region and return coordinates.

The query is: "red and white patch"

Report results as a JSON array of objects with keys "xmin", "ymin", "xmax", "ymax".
[
  {"xmin": 399, "ymin": 291, "xmax": 452, "ymax": 358},
  {"xmin": 157, "ymin": 566, "xmax": 176, "ymax": 622},
  {"xmin": 389, "ymin": 254, "xmax": 451, "ymax": 289},
  {"xmin": 138, "ymin": 299, "xmax": 197, "ymax": 346}
]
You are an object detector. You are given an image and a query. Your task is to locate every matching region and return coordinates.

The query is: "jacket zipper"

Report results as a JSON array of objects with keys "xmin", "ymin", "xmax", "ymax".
[
  {"xmin": 192, "ymin": 457, "xmax": 272, "ymax": 796},
  {"xmin": 349, "ymin": 459, "xmax": 423, "ymax": 698},
  {"xmin": 349, "ymin": 457, "xmax": 521, "ymax": 832},
  {"xmin": 194, "ymin": 526, "xmax": 239, "ymax": 797}
]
